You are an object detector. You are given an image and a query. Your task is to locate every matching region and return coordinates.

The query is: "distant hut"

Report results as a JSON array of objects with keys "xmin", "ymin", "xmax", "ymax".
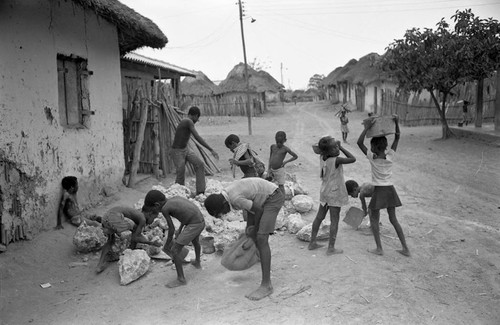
[
  {"xmin": 180, "ymin": 71, "xmax": 220, "ymax": 115},
  {"xmin": 217, "ymin": 63, "xmax": 283, "ymax": 116}
]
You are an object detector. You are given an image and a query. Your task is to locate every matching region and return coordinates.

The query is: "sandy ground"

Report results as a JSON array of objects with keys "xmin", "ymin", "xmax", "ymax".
[{"xmin": 1, "ymin": 101, "xmax": 500, "ymax": 325}]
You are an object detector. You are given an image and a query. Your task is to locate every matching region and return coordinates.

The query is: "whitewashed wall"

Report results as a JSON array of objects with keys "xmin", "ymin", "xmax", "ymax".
[{"xmin": 0, "ymin": 0, "xmax": 125, "ymax": 238}]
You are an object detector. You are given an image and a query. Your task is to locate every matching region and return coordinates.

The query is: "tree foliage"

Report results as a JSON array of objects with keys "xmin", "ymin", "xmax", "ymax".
[{"xmin": 379, "ymin": 9, "xmax": 500, "ymax": 138}]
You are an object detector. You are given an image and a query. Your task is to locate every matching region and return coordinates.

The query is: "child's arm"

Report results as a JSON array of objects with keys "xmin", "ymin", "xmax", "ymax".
[
  {"xmin": 335, "ymin": 142, "xmax": 356, "ymax": 166},
  {"xmin": 162, "ymin": 212, "xmax": 176, "ymax": 253},
  {"xmin": 357, "ymin": 118, "xmax": 374, "ymax": 155},
  {"xmin": 130, "ymin": 214, "xmax": 162, "ymax": 247},
  {"xmin": 359, "ymin": 194, "xmax": 368, "ymax": 216},
  {"xmin": 282, "ymin": 146, "xmax": 298, "ymax": 166},
  {"xmin": 229, "ymin": 151, "xmax": 253, "ymax": 167},
  {"xmin": 391, "ymin": 115, "xmax": 400, "ymax": 152},
  {"xmin": 56, "ymin": 195, "xmax": 66, "ymax": 229},
  {"xmin": 268, "ymin": 145, "xmax": 274, "ymax": 170}
]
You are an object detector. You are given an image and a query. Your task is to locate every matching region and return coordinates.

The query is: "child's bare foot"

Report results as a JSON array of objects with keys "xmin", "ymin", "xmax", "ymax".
[
  {"xmin": 245, "ymin": 285, "xmax": 273, "ymax": 301},
  {"xmin": 397, "ymin": 249, "xmax": 411, "ymax": 257},
  {"xmin": 191, "ymin": 260, "xmax": 202, "ymax": 269},
  {"xmin": 326, "ymin": 248, "xmax": 343, "ymax": 255},
  {"xmin": 308, "ymin": 242, "xmax": 324, "ymax": 250},
  {"xmin": 166, "ymin": 278, "xmax": 186, "ymax": 288},
  {"xmin": 368, "ymin": 248, "xmax": 384, "ymax": 256},
  {"xmin": 95, "ymin": 263, "xmax": 108, "ymax": 274}
]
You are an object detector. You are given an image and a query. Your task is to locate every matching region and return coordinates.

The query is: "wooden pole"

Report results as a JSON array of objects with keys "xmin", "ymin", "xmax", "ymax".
[
  {"xmin": 238, "ymin": 0, "xmax": 252, "ymax": 135},
  {"xmin": 128, "ymin": 97, "xmax": 148, "ymax": 188},
  {"xmin": 495, "ymin": 70, "xmax": 500, "ymax": 131}
]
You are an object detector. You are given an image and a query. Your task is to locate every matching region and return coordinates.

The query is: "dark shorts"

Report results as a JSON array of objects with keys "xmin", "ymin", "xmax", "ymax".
[
  {"xmin": 102, "ymin": 211, "xmax": 135, "ymax": 235},
  {"xmin": 258, "ymin": 189, "xmax": 285, "ymax": 235},
  {"xmin": 176, "ymin": 222, "xmax": 205, "ymax": 246},
  {"xmin": 369, "ymin": 186, "xmax": 402, "ymax": 210}
]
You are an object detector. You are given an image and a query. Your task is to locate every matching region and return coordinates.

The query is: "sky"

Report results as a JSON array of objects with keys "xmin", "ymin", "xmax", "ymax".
[{"xmin": 120, "ymin": 0, "xmax": 500, "ymax": 90}]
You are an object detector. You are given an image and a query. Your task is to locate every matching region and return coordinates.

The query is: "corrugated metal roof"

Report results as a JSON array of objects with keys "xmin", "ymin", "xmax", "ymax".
[{"xmin": 122, "ymin": 52, "xmax": 196, "ymax": 77}]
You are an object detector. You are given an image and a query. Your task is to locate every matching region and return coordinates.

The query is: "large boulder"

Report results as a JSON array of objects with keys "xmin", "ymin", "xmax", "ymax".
[
  {"xmin": 286, "ymin": 213, "xmax": 307, "ymax": 234},
  {"xmin": 291, "ymin": 195, "xmax": 314, "ymax": 213},
  {"xmin": 73, "ymin": 223, "xmax": 107, "ymax": 253},
  {"xmin": 296, "ymin": 222, "xmax": 331, "ymax": 242},
  {"xmin": 118, "ymin": 249, "xmax": 151, "ymax": 285},
  {"xmin": 274, "ymin": 208, "xmax": 288, "ymax": 230}
]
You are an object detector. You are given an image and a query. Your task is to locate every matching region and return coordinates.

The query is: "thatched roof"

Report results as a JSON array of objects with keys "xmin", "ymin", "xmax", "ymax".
[
  {"xmin": 72, "ymin": 0, "xmax": 168, "ymax": 54},
  {"xmin": 217, "ymin": 63, "xmax": 284, "ymax": 94},
  {"xmin": 342, "ymin": 53, "xmax": 392, "ymax": 85},
  {"xmin": 323, "ymin": 54, "xmax": 394, "ymax": 86},
  {"xmin": 180, "ymin": 71, "xmax": 220, "ymax": 96}
]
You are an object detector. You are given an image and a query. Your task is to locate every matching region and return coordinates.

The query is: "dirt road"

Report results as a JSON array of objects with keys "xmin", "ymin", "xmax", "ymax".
[{"xmin": 1, "ymin": 101, "xmax": 499, "ymax": 325}]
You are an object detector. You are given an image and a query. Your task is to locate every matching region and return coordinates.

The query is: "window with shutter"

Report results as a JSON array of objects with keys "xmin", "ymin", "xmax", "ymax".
[{"xmin": 57, "ymin": 54, "xmax": 93, "ymax": 128}]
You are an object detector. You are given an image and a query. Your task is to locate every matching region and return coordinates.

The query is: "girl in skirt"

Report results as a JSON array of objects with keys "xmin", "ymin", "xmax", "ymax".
[{"xmin": 356, "ymin": 115, "xmax": 410, "ymax": 257}]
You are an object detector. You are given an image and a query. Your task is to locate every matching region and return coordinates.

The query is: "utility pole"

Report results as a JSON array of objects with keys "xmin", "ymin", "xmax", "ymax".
[{"xmin": 238, "ymin": 0, "xmax": 252, "ymax": 135}]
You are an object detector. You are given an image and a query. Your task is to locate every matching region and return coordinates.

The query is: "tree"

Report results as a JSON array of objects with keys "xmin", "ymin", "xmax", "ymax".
[
  {"xmin": 452, "ymin": 9, "xmax": 500, "ymax": 128},
  {"xmin": 380, "ymin": 19, "xmax": 468, "ymax": 139},
  {"xmin": 249, "ymin": 57, "xmax": 270, "ymax": 71},
  {"xmin": 308, "ymin": 74, "xmax": 326, "ymax": 100}
]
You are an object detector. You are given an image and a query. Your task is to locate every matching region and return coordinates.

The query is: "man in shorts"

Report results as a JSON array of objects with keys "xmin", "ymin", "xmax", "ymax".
[
  {"xmin": 96, "ymin": 206, "xmax": 161, "ymax": 273},
  {"xmin": 142, "ymin": 190, "xmax": 205, "ymax": 288},
  {"xmin": 204, "ymin": 178, "xmax": 285, "ymax": 300}
]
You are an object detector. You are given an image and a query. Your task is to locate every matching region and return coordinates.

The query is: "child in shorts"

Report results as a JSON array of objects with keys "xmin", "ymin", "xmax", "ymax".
[
  {"xmin": 267, "ymin": 131, "xmax": 298, "ymax": 194},
  {"xmin": 142, "ymin": 190, "xmax": 205, "ymax": 288},
  {"xmin": 345, "ymin": 180, "xmax": 374, "ymax": 228}
]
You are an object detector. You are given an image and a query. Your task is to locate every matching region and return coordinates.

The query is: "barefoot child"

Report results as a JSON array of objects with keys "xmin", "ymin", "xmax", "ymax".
[
  {"xmin": 309, "ymin": 136, "xmax": 356, "ymax": 255},
  {"xmin": 339, "ymin": 110, "xmax": 349, "ymax": 143},
  {"xmin": 345, "ymin": 180, "xmax": 375, "ymax": 228},
  {"xmin": 56, "ymin": 176, "xmax": 101, "ymax": 229},
  {"xmin": 142, "ymin": 190, "xmax": 205, "ymax": 288},
  {"xmin": 356, "ymin": 115, "xmax": 410, "ymax": 257},
  {"xmin": 267, "ymin": 131, "xmax": 298, "ymax": 193},
  {"xmin": 204, "ymin": 178, "xmax": 285, "ymax": 300},
  {"xmin": 96, "ymin": 206, "xmax": 161, "ymax": 273}
]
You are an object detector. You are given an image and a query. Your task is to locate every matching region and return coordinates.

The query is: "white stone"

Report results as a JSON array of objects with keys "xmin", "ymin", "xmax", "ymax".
[
  {"xmin": 291, "ymin": 195, "xmax": 314, "ymax": 213},
  {"xmin": 296, "ymin": 222, "xmax": 331, "ymax": 242},
  {"xmin": 286, "ymin": 213, "xmax": 307, "ymax": 234},
  {"xmin": 73, "ymin": 223, "xmax": 107, "ymax": 253},
  {"xmin": 118, "ymin": 249, "xmax": 150, "ymax": 285}
]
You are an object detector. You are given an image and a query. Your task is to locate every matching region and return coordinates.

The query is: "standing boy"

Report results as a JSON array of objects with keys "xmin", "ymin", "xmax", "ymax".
[
  {"xmin": 267, "ymin": 131, "xmax": 298, "ymax": 193},
  {"xmin": 96, "ymin": 206, "xmax": 161, "ymax": 273},
  {"xmin": 204, "ymin": 178, "xmax": 285, "ymax": 301},
  {"xmin": 171, "ymin": 106, "xmax": 219, "ymax": 195},
  {"xmin": 141, "ymin": 190, "xmax": 205, "ymax": 288}
]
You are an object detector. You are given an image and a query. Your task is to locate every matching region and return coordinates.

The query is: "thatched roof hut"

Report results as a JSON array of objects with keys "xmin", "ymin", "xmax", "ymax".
[
  {"xmin": 181, "ymin": 71, "xmax": 220, "ymax": 96},
  {"xmin": 341, "ymin": 53, "xmax": 392, "ymax": 85},
  {"xmin": 217, "ymin": 63, "xmax": 283, "ymax": 94},
  {"xmin": 323, "ymin": 59, "xmax": 358, "ymax": 86},
  {"xmin": 73, "ymin": 0, "xmax": 168, "ymax": 54}
]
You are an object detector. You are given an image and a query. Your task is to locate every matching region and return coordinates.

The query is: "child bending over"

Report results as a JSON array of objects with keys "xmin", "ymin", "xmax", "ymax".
[
  {"xmin": 267, "ymin": 131, "xmax": 298, "ymax": 193},
  {"xmin": 225, "ymin": 134, "xmax": 260, "ymax": 178},
  {"xmin": 96, "ymin": 206, "xmax": 161, "ymax": 273},
  {"xmin": 346, "ymin": 180, "xmax": 375, "ymax": 228},
  {"xmin": 56, "ymin": 176, "xmax": 101, "ymax": 229},
  {"xmin": 357, "ymin": 115, "xmax": 410, "ymax": 257},
  {"xmin": 142, "ymin": 190, "xmax": 205, "ymax": 288},
  {"xmin": 309, "ymin": 136, "xmax": 356, "ymax": 255}
]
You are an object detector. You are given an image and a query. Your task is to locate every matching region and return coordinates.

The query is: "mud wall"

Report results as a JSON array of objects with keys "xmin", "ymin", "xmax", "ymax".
[{"xmin": 0, "ymin": 0, "xmax": 125, "ymax": 244}]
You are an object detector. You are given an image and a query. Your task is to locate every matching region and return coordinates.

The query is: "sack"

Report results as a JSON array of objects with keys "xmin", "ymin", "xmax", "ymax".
[
  {"xmin": 249, "ymin": 149, "xmax": 266, "ymax": 178},
  {"xmin": 221, "ymin": 232, "xmax": 260, "ymax": 271}
]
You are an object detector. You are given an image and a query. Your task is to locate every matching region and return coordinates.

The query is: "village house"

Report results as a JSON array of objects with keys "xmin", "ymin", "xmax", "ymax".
[{"xmin": 0, "ymin": 0, "xmax": 168, "ymax": 245}]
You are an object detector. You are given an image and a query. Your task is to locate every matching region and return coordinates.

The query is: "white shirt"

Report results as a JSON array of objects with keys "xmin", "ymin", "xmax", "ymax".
[
  {"xmin": 223, "ymin": 178, "xmax": 278, "ymax": 211},
  {"xmin": 366, "ymin": 149, "xmax": 395, "ymax": 186}
]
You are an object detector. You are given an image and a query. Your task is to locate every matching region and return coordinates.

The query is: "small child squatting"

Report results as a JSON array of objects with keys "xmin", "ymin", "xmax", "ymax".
[
  {"xmin": 308, "ymin": 136, "xmax": 356, "ymax": 255},
  {"xmin": 56, "ymin": 176, "xmax": 101, "ymax": 229},
  {"xmin": 357, "ymin": 115, "xmax": 410, "ymax": 257}
]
